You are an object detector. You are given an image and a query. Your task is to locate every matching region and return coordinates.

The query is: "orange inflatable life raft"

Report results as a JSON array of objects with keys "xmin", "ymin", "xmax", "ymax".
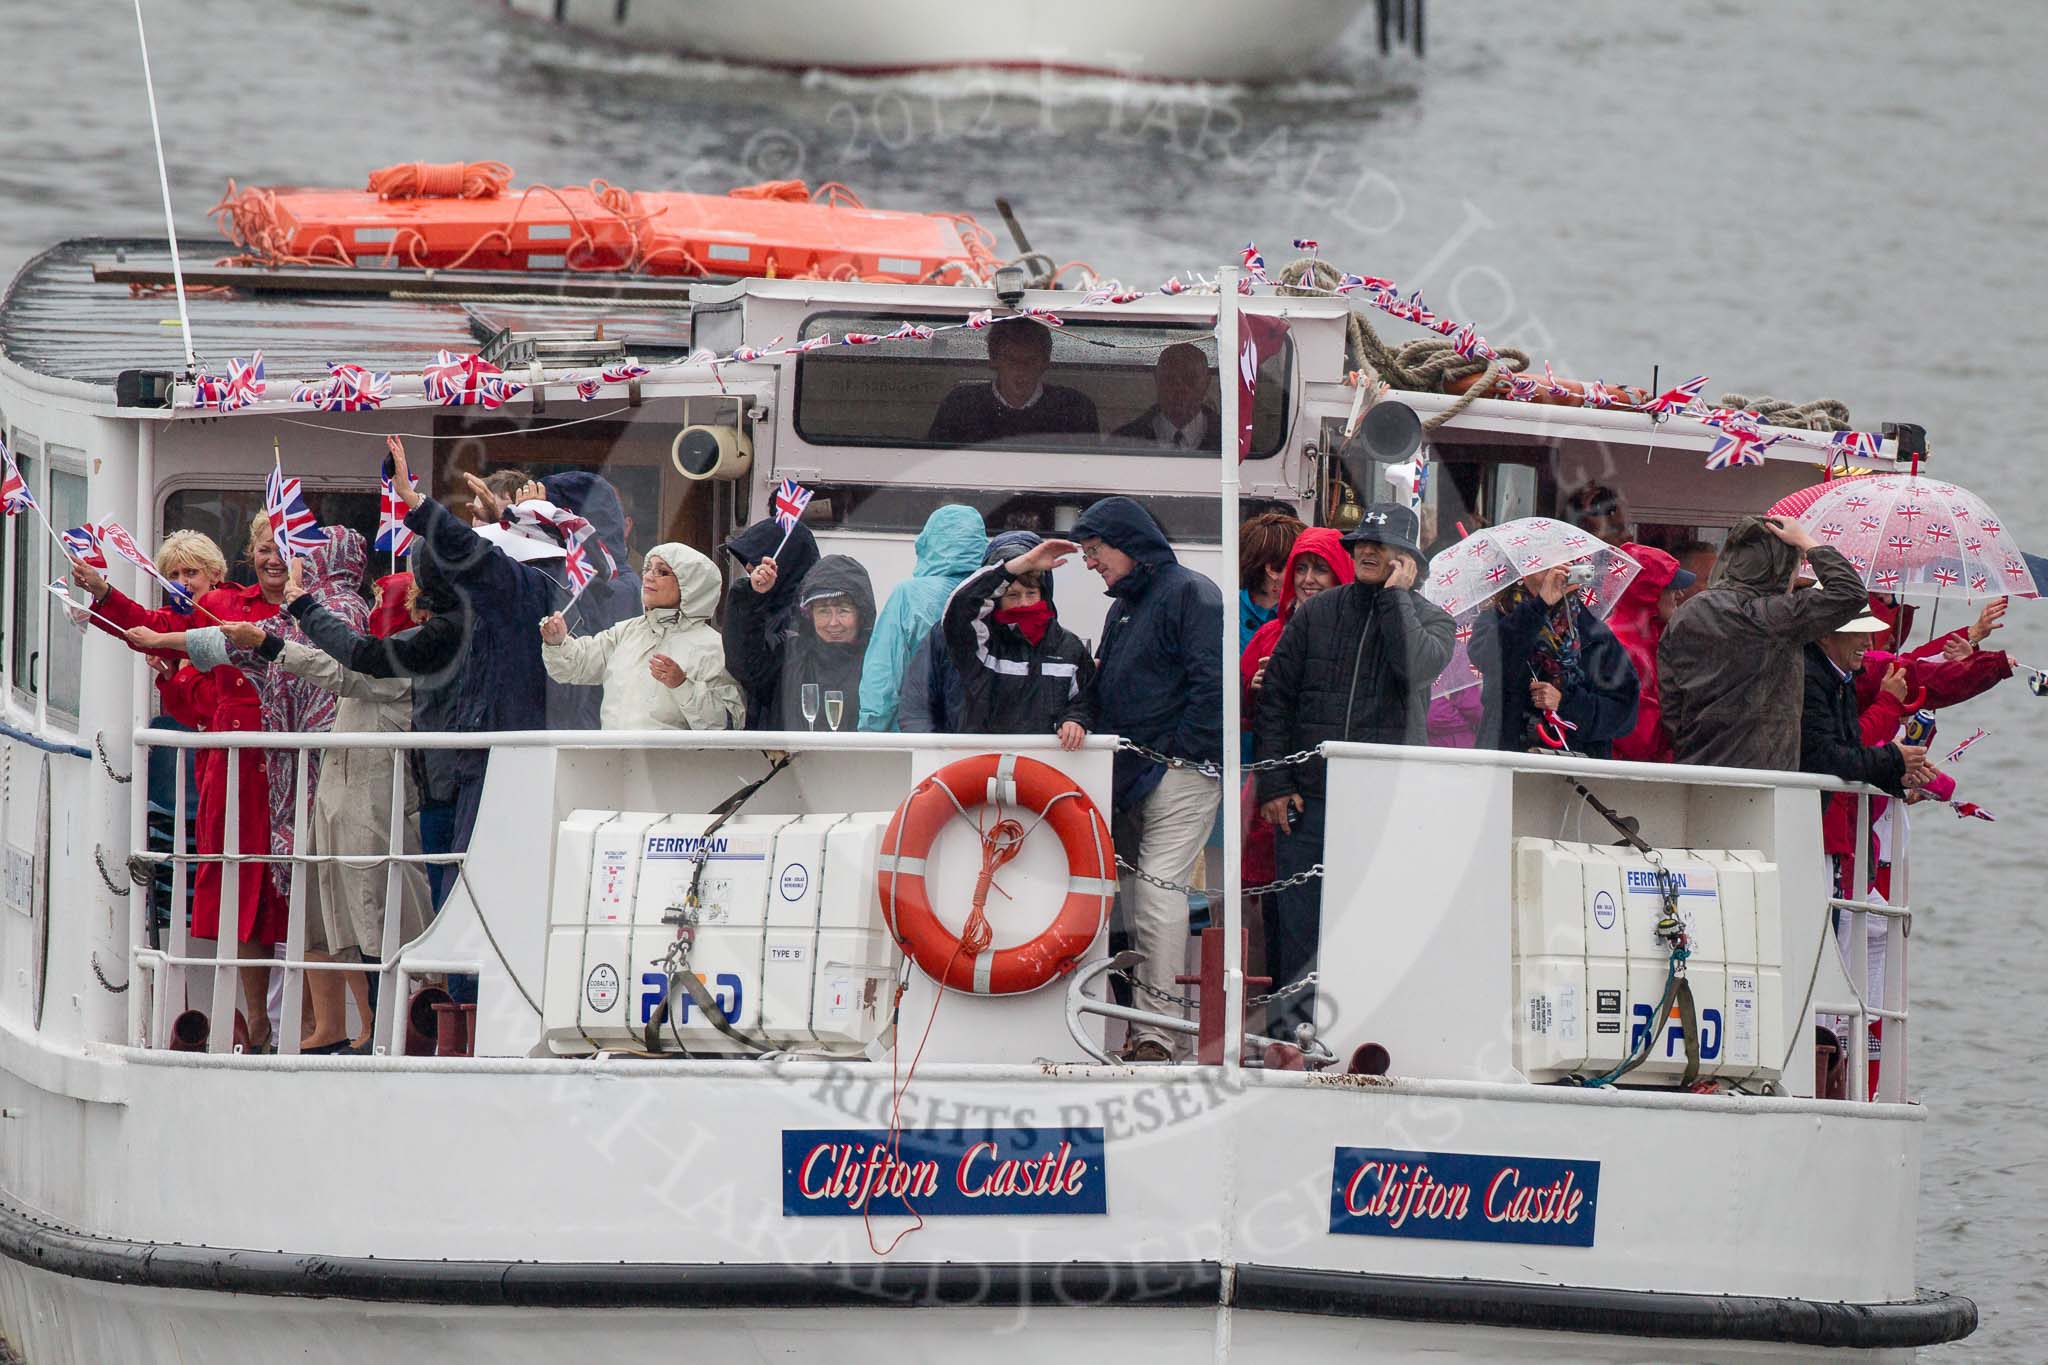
[{"xmin": 211, "ymin": 162, "xmax": 1000, "ymax": 284}]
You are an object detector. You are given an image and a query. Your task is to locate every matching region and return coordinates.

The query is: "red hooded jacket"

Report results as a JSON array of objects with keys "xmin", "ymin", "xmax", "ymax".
[{"xmin": 1607, "ymin": 542, "xmax": 1683, "ymax": 763}]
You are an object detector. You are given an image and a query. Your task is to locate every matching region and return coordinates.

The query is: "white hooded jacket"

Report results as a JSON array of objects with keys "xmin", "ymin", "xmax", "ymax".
[{"xmin": 541, "ymin": 543, "xmax": 744, "ymax": 730}]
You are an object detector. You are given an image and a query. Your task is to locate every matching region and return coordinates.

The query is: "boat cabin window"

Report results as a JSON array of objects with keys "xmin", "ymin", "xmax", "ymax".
[
  {"xmin": 43, "ymin": 457, "xmax": 88, "ymax": 724},
  {"xmin": 793, "ymin": 312, "xmax": 1290, "ymax": 458},
  {"xmin": 7, "ymin": 432, "xmax": 40, "ymax": 706},
  {"xmin": 789, "ymin": 483, "xmax": 1224, "ymax": 545},
  {"xmin": 159, "ymin": 488, "xmax": 381, "ymax": 589}
]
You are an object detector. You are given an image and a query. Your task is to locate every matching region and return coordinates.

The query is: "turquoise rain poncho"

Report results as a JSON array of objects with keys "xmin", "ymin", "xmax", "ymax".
[{"xmin": 857, "ymin": 504, "xmax": 987, "ymax": 730}]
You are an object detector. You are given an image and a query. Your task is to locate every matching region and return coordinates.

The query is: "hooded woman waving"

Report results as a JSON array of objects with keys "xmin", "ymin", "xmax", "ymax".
[
  {"xmin": 540, "ymin": 543, "xmax": 745, "ymax": 730},
  {"xmin": 726, "ymin": 546, "xmax": 876, "ymax": 730},
  {"xmin": 941, "ymin": 530, "xmax": 1095, "ymax": 744}
]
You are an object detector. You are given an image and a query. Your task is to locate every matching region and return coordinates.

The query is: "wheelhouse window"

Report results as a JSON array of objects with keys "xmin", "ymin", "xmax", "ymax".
[{"xmin": 794, "ymin": 312, "xmax": 1290, "ymax": 459}]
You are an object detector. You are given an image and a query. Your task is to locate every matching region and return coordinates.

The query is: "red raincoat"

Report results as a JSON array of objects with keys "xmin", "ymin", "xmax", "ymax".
[
  {"xmin": 1607, "ymin": 542, "xmax": 1683, "ymax": 764},
  {"xmin": 96, "ymin": 583, "xmax": 287, "ymax": 944}
]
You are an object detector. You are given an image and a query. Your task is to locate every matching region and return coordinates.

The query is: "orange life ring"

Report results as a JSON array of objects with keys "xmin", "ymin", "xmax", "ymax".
[{"xmin": 878, "ymin": 754, "xmax": 1115, "ymax": 995}]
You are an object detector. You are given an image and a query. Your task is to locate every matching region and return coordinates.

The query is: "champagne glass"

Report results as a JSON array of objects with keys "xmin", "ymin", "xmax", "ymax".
[
  {"xmin": 800, "ymin": 683, "xmax": 820, "ymax": 730},
  {"xmin": 823, "ymin": 689, "xmax": 845, "ymax": 731}
]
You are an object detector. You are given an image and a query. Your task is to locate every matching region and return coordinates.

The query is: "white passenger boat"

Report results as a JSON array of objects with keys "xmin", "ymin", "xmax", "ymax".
[
  {"xmin": 0, "ymin": 237, "xmax": 1977, "ymax": 1360},
  {"xmin": 496, "ymin": 0, "xmax": 1390, "ymax": 83}
]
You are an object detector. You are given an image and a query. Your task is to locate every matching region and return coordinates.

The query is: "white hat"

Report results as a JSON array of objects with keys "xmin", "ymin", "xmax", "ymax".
[{"xmin": 1833, "ymin": 612, "xmax": 1889, "ymax": 635}]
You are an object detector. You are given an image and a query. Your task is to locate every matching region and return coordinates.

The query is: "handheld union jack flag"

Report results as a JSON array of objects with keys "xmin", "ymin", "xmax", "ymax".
[
  {"xmin": 61, "ymin": 522, "xmax": 108, "ymax": 568},
  {"xmin": 0, "ymin": 439, "xmax": 35, "ymax": 517},
  {"xmin": 1644, "ymin": 374, "xmax": 1709, "ymax": 417},
  {"xmin": 422, "ymin": 350, "xmax": 522, "ymax": 409},
  {"xmin": 377, "ymin": 472, "xmax": 418, "ymax": 558},
  {"xmin": 264, "ymin": 462, "xmax": 328, "ymax": 557},
  {"xmin": 773, "ymin": 477, "xmax": 813, "ymax": 533},
  {"xmin": 1944, "ymin": 727, "xmax": 1987, "ymax": 764},
  {"xmin": 505, "ymin": 503, "xmax": 615, "ymax": 603},
  {"xmin": 98, "ymin": 520, "xmax": 193, "ymax": 612}
]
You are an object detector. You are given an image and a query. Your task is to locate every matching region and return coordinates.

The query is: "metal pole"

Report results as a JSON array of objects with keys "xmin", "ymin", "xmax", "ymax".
[
  {"xmin": 131, "ymin": 0, "xmax": 198, "ymax": 375},
  {"xmin": 1217, "ymin": 266, "xmax": 1245, "ymax": 1071},
  {"xmin": 126, "ymin": 422, "xmax": 157, "ymax": 1046}
]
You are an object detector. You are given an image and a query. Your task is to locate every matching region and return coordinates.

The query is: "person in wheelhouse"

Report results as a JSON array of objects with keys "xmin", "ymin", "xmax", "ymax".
[{"xmin": 1252, "ymin": 502, "xmax": 1456, "ymax": 1038}]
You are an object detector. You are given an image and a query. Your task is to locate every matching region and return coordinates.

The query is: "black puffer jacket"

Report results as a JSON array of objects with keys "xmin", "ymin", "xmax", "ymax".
[
  {"xmin": 942, "ymin": 543, "xmax": 1096, "ymax": 737},
  {"xmin": 725, "ymin": 552, "xmax": 875, "ymax": 731},
  {"xmin": 1254, "ymin": 579, "xmax": 1457, "ymax": 803},
  {"xmin": 1070, "ymin": 497, "xmax": 1223, "ymax": 806},
  {"xmin": 719, "ymin": 518, "xmax": 821, "ymax": 728},
  {"xmin": 1798, "ymin": 644, "xmax": 1908, "ymax": 794}
]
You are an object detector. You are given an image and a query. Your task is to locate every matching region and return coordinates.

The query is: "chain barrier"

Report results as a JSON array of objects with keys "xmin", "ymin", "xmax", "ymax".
[
  {"xmin": 90, "ymin": 952, "xmax": 128, "ymax": 994},
  {"xmin": 1109, "ymin": 966, "xmax": 1319, "ymax": 1012},
  {"xmin": 96, "ymin": 732, "xmax": 132, "ymax": 784},
  {"xmin": 1113, "ymin": 854, "xmax": 1322, "ymax": 900},
  {"xmin": 1114, "ymin": 738, "xmax": 1323, "ymax": 778},
  {"xmin": 94, "ymin": 846, "xmax": 132, "ymax": 898}
]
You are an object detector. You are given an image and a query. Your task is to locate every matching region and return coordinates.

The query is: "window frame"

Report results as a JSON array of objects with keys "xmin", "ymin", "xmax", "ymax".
[
  {"xmin": 40, "ymin": 449, "xmax": 89, "ymax": 731},
  {"xmin": 790, "ymin": 309, "xmax": 1294, "ymax": 461},
  {"xmin": 7, "ymin": 428, "xmax": 44, "ymax": 716}
]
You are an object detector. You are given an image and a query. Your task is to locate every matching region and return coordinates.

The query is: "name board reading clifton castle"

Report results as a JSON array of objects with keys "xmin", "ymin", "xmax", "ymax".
[
  {"xmin": 783, "ymin": 1127, "xmax": 1108, "ymax": 1217},
  {"xmin": 1328, "ymin": 1147, "xmax": 1600, "ymax": 1248}
]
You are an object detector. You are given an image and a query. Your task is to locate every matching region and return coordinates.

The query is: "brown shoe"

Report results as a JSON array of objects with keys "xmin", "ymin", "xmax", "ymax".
[{"xmin": 1121, "ymin": 1039, "xmax": 1175, "ymax": 1064}]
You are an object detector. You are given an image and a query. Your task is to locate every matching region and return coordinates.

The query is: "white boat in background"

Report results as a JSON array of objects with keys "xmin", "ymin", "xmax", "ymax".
[
  {"xmin": 497, "ymin": 0, "xmax": 1389, "ymax": 83},
  {"xmin": 0, "ymin": 233, "xmax": 1981, "ymax": 1360}
]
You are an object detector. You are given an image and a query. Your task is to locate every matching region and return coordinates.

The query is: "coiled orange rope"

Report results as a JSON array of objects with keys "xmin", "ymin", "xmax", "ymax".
[{"xmin": 365, "ymin": 160, "xmax": 513, "ymax": 200}]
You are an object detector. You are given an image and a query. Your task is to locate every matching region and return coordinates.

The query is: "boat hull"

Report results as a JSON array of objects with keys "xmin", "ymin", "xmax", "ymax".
[{"xmin": 498, "ymin": 0, "xmax": 1376, "ymax": 83}]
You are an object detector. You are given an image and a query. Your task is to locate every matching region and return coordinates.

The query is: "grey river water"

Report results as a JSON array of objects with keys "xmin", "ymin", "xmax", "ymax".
[{"xmin": 1, "ymin": 0, "xmax": 2042, "ymax": 1357}]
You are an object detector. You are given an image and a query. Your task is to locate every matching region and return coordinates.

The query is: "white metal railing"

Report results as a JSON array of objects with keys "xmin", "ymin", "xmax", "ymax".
[
  {"xmin": 1813, "ymin": 793, "xmax": 1913, "ymax": 1103},
  {"xmin": 131, "ymin": 730, "xmax": 468, "ymax": 1056}
]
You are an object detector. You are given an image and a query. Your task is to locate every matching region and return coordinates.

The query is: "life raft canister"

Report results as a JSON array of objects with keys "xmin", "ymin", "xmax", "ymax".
[{"xmin": 878, "ymin": 754, "xmax": 1115, "ymax": 996}]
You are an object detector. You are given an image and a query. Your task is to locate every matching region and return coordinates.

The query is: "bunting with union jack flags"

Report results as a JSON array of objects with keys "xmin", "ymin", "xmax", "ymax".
[
  {"xmin": 422, "ymin": 350, "xmax": 522, "ymax": 409},
  {"xmin": 264, "ymin": 461, "xmax": 328, "ymax": 557}
]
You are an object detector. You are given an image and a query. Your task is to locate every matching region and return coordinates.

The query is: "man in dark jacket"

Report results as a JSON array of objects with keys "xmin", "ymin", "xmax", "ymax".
[
  {"xmin": 942, "ymin": 531, "xmax": 1095, "ymax": 742},
  {"xmin": 718, "ymin": 517, "xmax": 822, "ymax": 728},
  {"xmin": 1659, "ymin": 515, "xmax": 1867, "ymax": 771},
  {"xmin": 1071, "ymin": 496, "xmax": 1223, "ymax": 1062},
  {"xmin": 371, "ymin": 442, "xmax": 562, "ymax": 849},
  {"xmin": 1799, "ymin": 613, "xmax": 1927, "ymax": 794},
  {"xmin": 1254, "ymin": 502, "xmax": 1456, "ymax": 1032}
]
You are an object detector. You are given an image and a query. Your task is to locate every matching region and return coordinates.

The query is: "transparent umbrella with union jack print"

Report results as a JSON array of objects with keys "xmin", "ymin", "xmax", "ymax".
[
  {"xmin": 1420, "ymin": 517, "xmax": 1644, "ymax": 697},
  {"xmin": 1790, "ymin": 473, "xmax": 2040, "ymax": 603}
]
